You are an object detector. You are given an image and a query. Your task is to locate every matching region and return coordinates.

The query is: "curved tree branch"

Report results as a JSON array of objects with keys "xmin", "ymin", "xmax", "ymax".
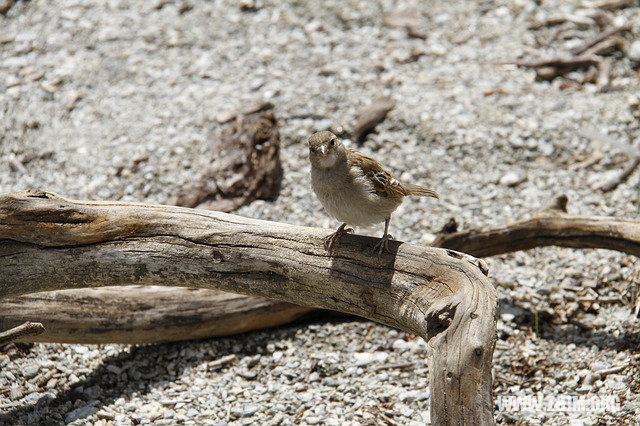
[
  {"xmin": 5, "ymin": 194, "xmax": 638, "ymax": 347},
  {"xmin": 0, "ymin": 190, "xmax": 498, "ymax": 425},
  {"xmin": 433, "ymin": 195, "xmax": 640, "ymax": 258}
]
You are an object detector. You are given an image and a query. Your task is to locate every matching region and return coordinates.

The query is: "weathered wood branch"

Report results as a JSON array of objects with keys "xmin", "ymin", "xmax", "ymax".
[
  {"xmin": 7, "ymin": 195, "xmax": 639, "ymax": 345},
  {"xmin": 0, "ymin": 321, "xmax": 44, "ymax": 345},
  {"xmin": 0, "ymin": 190, "xmax": 498, "ymax": 425},
  {"xmin": 433, "ymin": 195, "xmax": 640, "ymax": 258},
  {"xmin": 598, "ymin": 155, "xmax": 640, "ymax": 192},
  {"xmin": 0, "ymin": 287, "xmax": 311, "ymax": 344},
  {"xmin": 7, "ymin": 193, "xmax": 639, "ymax": 347}
]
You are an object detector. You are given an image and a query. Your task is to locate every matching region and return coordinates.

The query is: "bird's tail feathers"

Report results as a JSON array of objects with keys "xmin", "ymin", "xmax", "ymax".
[{"xmin": 404, "ymin": 183, "xmax": 439, "ymax": 198}]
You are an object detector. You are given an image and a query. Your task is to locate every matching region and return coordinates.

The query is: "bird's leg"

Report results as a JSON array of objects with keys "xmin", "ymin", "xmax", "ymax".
[
  {"xmin": 373, "ymin": 217, "xmax": 393, "ymax": 257},
  {"xmin": 324, "ymin": 223, "xmax": 354, "ymax": 254}
]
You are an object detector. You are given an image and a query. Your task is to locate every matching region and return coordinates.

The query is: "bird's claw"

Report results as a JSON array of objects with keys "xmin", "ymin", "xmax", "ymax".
[
  {"xmin": 323, "ymin": 226, "xmax": 354, "ymax": 254},
  {"xmin": 372, "ymin": 234, "xmax": 393, "ymax": 257}
]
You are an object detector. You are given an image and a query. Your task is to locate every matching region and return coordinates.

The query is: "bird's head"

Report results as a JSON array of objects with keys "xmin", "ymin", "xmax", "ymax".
[{"xmin": 308, "ymin": 131, "xmax": 344, "ymax": 169}]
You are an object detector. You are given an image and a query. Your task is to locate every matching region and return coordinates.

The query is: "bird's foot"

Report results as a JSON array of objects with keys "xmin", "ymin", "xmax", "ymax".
[
  {"xmin": 324, "ymin": 225, "xmax": 354, "ymax": 254},
  {"xmin": 372, "ymin": 234, "xmax": 393, "ymax": 257}
]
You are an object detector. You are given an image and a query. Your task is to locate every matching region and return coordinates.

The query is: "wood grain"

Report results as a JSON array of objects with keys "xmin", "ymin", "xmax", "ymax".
[
  {"xmin": 0, "ymin": 189, "xmax": 498, "ymax": 425},
  {"xmin": 0, "ymin": 287, "xmax": 311, "ymax": 344},
  {"xmin": 434, "ymin": 195, "xmax": 640, "ymax": 257}
]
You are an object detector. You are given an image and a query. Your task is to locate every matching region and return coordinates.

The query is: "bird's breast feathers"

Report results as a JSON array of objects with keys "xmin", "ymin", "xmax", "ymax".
[{"xmin": 311, "ymin": 164, "xmax": 403, "ymax": 227}]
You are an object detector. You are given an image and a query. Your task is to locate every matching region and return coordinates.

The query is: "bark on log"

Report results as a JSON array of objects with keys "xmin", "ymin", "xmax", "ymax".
[
  {"xmin": 0, "ymin": 321, "xmax": 44, "ymax": 345},
  {"xmin": 5, "ymin": 195, "xmax": 638, "ymax": 346},
  {"xmin": 0, "ymin": 189, "xmax": 498, "ymax": 425},
  {"xmin": 433, "ymin": 195, "xmax": 640, "ymax": 258},
  {"xmin": 0, "ymin": 287, "xmax": 311, "ymax": 344}
]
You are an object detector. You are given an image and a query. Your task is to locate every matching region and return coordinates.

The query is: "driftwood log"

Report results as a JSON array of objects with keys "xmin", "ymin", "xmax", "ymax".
[
  {"xmin": 0, "ymin": 190, "xmax": 498, "ymax": 425},
  {"xmin": 169, "ymin": 104, "xmax": 282, "ymax": 212},
  {"xmin": 4, "ymin": 195, "xmax": 639, "ymax": 342},
  {"xmin": 0, "ymin": 287, "xmax": 311, "ymax": 344}
]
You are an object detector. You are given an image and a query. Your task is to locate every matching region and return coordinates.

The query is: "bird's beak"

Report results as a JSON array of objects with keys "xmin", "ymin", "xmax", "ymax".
[{"xmin": 319, "ymin": 145, "xmax": 327, "ymax": 155}]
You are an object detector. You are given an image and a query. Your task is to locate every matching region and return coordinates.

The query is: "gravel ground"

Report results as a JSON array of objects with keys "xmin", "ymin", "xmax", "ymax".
[{"xmin": 2, "ymin": 0, "xmax": 640, "ymax": 424}]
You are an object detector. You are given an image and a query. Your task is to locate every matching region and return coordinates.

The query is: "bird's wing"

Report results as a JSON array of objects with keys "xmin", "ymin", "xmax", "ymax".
[{"xmin": 347, "ymin": 149, "xmax": 406, "ymax": 198}]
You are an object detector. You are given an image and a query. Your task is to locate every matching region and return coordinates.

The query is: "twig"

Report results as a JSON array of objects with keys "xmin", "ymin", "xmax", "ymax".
[
  {"xmin": 0, "ymin": 321, "xmax": 45, "ymax": 345},
  {"xmin": 368, "ymin": 406, "xmax": 398, "ymax": 425},
  {"xmin": 581, "ymin": 37, "xmax": 624, "ymax": 58},
  {"xmin": 571, "ymin": 25, "xmax": 631, "ymax": 56},
  {"xmin": 504, "ymin": 54, "xmax": 600, "ymax": 69},
  {"xmin": 37, "ymin": 369, "xmax": 57, "ymax": 388},
  {"xmin": 432, "ymin": 194, "xmax": 640, "ymax": 257},
  {"xmin": 539, "ymin": 27, "xmax": 562, "ymax": 47},
  {"xmin": 160, "ymin": 399, "xmax": 192, "ymax": 406},
  {"xmin": 215, "ymin": 101, "xmax": 273, "ymax": 124},
  {"xmin": 598, "ymin": 155, "xmax": 640, "ymax": 192},
  {"xmin": 207, "ymin": 354, "xmax": 236, "ymax": 371},
  {"xmin": 588, "ymin": 0, "xmax": 637, "ymax": 11},
  {"xmin": 569, "ymin": 152, "xmax": 604, "ymax": 170},
  {"xmin": 352, "ymin": 95, "xmax": 396, "ymax": 143},
  {"xmin": 526, "ymin": 55, "xmax": 601, "ymax": 81},
  {"xmin": 596, "ymin": 57, "xmax": 612, "ymax": 91},
  {"xmin": 283, "ymin": 113, "xmax": 331, "ymax": 121},
  {"xmin": 407, "ymin": 27, "xmax": 427, "ymax": 40},
  {"xmin": 8, "ymin": 154, "xmax": 28, "ymax": 174},
  {"xmin": 373, "ymin": 362, "xmax": 415, "ymax": 372},
  {"xmin": 503, "ymin": 24, "xmax": 629, "ymax": 82},
  {"xmin": 357, "ymin": 323, "xmax": 375, "ymax": 351},
  {"xmin": 585, "ymin": 363, "xmax": 629, "ymax": 384},
  {"xmin": 528, "ymin": 15, "xmax": 595, "ymax": 30}
]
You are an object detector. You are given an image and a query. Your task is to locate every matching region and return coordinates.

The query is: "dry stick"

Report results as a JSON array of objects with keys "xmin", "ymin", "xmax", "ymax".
[
  {"xmin": 499, "ymin": 54, "xmax": 600, "ymax": 69},
  {"xmin": 0, "ymin": 190, "xmax": 498, "ymax": 426},
  {"xmin": 501, "ymin": 55, "xmax": 601, "ymax": 81},
  {"xmin": 504, "ymin": 25, "xmax": 629, "ymax": 82},
  {"xmin": 0, "ymin": 321, "xmax": 45, "ymax": 345},
  {"xmin": 596, "ymin": 57, "xmax": 612, "ymax": 91},
  {"xmin": 598, "ymin": 155, "xmax": 640, "ymax": 192},
  {"xmin": 591, "ymin": 0, "xmax": 638, "ymax": 12},
  {"xmin": 582, "ymin": 37, "xmax": 625, "ymax": 59},
  {"xmin": 528, "ymin": 15, "xmax": 595, "ymax": 30},
  {"xmin": 433, "ymin": 195, "xmax": 640, "ymax": 258},
  {"xmin": 571, "ymin": 25, "xmax": 631, "ymax": 56}
]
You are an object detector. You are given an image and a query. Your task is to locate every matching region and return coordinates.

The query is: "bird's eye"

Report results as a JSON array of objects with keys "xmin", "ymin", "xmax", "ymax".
[
  {"xmin": 310, "ymin": 147, "xmax": 316, "ymax": 153},
  {"xmin": 329, "ymin": 139, "xmax": 336, "ymax": 147}
]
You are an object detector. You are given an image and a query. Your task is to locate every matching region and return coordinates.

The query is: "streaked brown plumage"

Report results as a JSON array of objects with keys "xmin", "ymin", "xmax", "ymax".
[{"xmin": 308, "ymin": 131, "xmax": 438, "ymax": 255}]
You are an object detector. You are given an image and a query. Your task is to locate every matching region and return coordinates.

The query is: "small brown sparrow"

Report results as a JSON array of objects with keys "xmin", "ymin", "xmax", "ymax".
[{"xmin": 308, "ymin": 131, "xmax": 438, "ymax": 255}]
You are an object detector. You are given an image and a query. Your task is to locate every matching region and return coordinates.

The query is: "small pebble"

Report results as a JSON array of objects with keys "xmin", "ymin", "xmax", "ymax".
[{"xmin": 499, "ymin": 171, "xmax": 526, "ymax": 187}]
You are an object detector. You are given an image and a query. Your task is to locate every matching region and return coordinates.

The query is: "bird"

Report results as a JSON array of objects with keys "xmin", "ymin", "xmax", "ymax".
[{"xmin": 308, "ymin": 130, "xmax": 438, "ymax": 256}]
